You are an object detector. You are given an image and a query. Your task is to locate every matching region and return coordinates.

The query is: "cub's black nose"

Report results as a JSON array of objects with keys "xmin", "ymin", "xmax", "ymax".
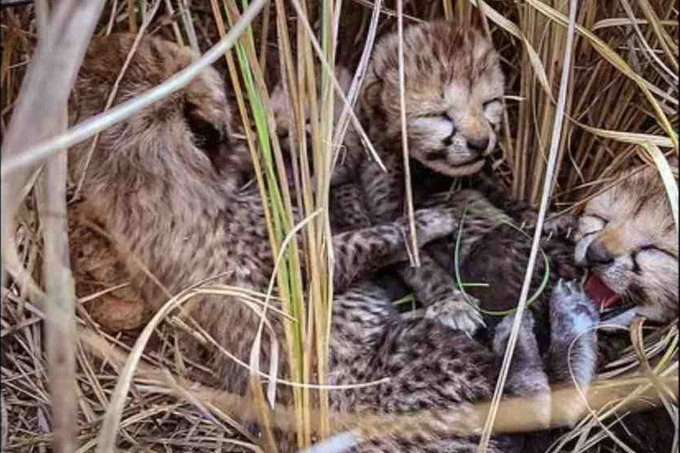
[
  {"xmin": 467, "ymin": 137, "xmax": 490, "ymax": 154},
  {"xmin": 586, "ymin": 240, "xmax": 614, "ymax": 265}
]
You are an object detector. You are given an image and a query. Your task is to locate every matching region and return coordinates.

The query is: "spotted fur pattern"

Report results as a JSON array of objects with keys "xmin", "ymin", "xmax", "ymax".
[
  {"xmin": 67, "ymin": 33, "xmax": 605, "ymax": 453},
  {"xmin": 326, "ymin": 186, "xmax": 597, "ymax": 453},
  {"xmin": 332, "ymin": 184, "xmax": 581, "ymax": 347},
  {"xmin": 67, "ymin": 34, "xmax": 466, "ymax": 411},
  {"xmin": 329, "ymin": 281, "xmax": 497, "ymax": 452},
  {"xmin": 328, "ymin": 277, "xmax": 600, "ymax": 452},
  {"xmin": 333, "ymin": 21, "xmax": 508, "ymax": 333}
]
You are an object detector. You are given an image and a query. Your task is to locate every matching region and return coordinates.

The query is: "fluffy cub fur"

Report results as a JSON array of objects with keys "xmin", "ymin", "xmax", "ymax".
[
  {"xmin": 67, "ymin": 33, "xmax": 464, "ymax": 394},
  {"xmin": 349, "ymin": 21, "xmax": 506, "ymax": 333},
  {"xmin": 67, "ymin": 33, "xmax": 603, "ymax": 453},
  {"xmin": 574, "ymin": 164, "xmax": 678, "ymax": 324}
]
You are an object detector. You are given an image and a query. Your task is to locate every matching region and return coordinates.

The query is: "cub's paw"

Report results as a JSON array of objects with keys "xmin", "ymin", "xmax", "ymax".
[
  {"xmin": 424, "ymin": 293, "xmax": 484, "ymax": 335},
  {"xmin": 550, "ymin": 279, "xmax": 599, "ymax": 343},
  {"xmin": 492, "ymin": 310, "xmax": 538, "ymax": 358},
  {"xmin": 543, "ymin": 214, "xmax": 577, "ymax": 239},
  {"xmin": 493, "ymin": 310, "xmax": 550, "ymax": 416},
  {"xmin": 88, "ymin": 295, "xmax": 149, "ymax": 332},
  {"xmin": 407, "ymin": 208, "xmax": 459, "ymax": 244},
  {"xmin": 549, "ymin": 280, "xmax": 599, "ymax": 412}
]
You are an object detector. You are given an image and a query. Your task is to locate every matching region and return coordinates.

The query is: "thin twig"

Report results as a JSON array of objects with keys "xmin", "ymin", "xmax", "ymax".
[{"xmin": 36, "ymin": 110, "xmax": 79, "ymax": 453}]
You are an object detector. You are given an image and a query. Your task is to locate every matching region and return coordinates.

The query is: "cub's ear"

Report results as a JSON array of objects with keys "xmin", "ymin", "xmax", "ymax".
[
  {"xmin": 183, "ymin": 101, "xmax": 228, "ymax": 171},
  {"xmin": 269, "ymin": 81, "xmax": 291, "ymax": 135},
  {"xmin": 358, "ymin": 67, "xmax": 384, "ymax": 123}
]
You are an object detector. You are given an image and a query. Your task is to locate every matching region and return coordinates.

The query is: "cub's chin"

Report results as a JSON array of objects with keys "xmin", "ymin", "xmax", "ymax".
[{"xmin": 414, "ymin": 153, "xmax": 486, "ymax": 177}]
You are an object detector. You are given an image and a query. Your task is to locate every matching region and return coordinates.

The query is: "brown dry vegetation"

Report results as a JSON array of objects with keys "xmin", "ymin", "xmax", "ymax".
[{"xmin": 0, "ymin": 0, "xmax": 677, "ymax": 452}]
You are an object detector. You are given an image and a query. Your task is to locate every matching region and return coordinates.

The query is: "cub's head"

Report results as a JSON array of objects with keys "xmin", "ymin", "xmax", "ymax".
[
  {"xmin": 361, "ymin": 21, "xmax": 504, "ymax": 176},
  {"xmin": 575, "ymin": 165, "xmax": 678, "ymax": 323},
  {"xmin": 270, "ymin": 66, "xmax": 360, "ymax": 186},
  {"xmin": 69, "ymin": 34, "xmax": 250, "ymax": 195}
]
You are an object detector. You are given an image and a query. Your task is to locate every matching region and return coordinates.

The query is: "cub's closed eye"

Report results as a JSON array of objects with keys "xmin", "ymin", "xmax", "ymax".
[
  {"xmin": 483, "ymin": 97, "xmax": 502, "ymax": 109},
  {"xmin": 584, "ymin": 214, "xmax": 608, "ymax": 224},
  {"xmin": 415, "ymin": 112, "xmax": 452, "ymax": 120},
  {"xmin": 578, "ymin": 214, "xmax": 608, "ymax": 236},
  {"xmin": 639, "ymin": 245, "xmax": 677, "ymax": 259}
]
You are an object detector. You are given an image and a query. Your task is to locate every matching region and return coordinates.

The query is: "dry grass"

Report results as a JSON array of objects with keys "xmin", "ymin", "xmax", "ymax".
[{"xmin": 1, "ymin": 0, "xmax": 677, "ymax": 452}]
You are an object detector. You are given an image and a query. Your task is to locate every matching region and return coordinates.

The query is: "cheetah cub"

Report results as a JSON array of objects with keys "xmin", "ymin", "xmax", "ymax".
[
  {"xmin": 352, "ymin": 20, "xmax": 505, "ymax": 332},
  {"xmin": 574, "ymin": 163, "xmax": 678, "ymax": 325},
  {"xmin": 357, "ymin": 22, "xmax": 504, "ymax": 332},
  {"xmin": 272, "ymin": 21, "xmax": 505, "ymax": 333}
]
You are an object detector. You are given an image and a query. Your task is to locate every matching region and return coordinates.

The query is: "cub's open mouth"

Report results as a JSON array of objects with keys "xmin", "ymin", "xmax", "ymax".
[{"xmin": 584, "ymin": 274, "xmax": 634, "ymax": 321}]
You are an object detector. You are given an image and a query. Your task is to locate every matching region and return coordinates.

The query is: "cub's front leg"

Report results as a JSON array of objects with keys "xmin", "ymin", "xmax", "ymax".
[
  {"xmin": 547, "ymin": 279, "xmax": 599, "ymax": 391},
  {"xmin": 69, "ymin": 211, "xmax": 150, "ymax": 332},
  {"xmin": 359, "ymin": 155, "xmax": 483, "ymax": 334},
  {"xmin": 399, "ymin": 255, "xmax": 483, "ymax": 333},
  {"xmin": 332, "ymin": 207, "xmax": 460, "ymax": 293}
]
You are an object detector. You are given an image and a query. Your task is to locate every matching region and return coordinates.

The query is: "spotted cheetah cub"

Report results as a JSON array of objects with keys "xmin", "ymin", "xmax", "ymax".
[
  {"xmin": 574, "ymin": 163, "xmax": 678, "ymax": 325},
  {"xmin": 272, "ymin": 21, "xmax": 505, "ymax": 332},
  {"xmin": 349, "ymin": 21, "xmax": 505, "ymax": 332}
]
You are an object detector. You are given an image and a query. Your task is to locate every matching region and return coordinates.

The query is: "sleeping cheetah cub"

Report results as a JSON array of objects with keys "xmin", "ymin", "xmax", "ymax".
[
  {"xmin": 519, "ymin": 164, "xmax": 678, "ymax": 453},
  {"xmin": 274, "ymin": 21, "xmax": 505, "ymax": 333},
  {"xmin": 356, "ymin": 21, "xmax": 504, "ymax": 332},
  {"xmin": 359, "ymin": 21, "xmax": 504, "ymax": 177},
  {"xmin": 436, "ymin": 165, "xmax": 678, "ymax": 452},
  {"xmin": 571, "ymin": 163, "xmax": 678, "ymax": 453}
]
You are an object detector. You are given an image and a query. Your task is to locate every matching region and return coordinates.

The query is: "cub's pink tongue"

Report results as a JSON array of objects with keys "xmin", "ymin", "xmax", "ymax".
[{"xmin": 585, "ymin": 275, "xmax": 622, "ymax": 309}]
